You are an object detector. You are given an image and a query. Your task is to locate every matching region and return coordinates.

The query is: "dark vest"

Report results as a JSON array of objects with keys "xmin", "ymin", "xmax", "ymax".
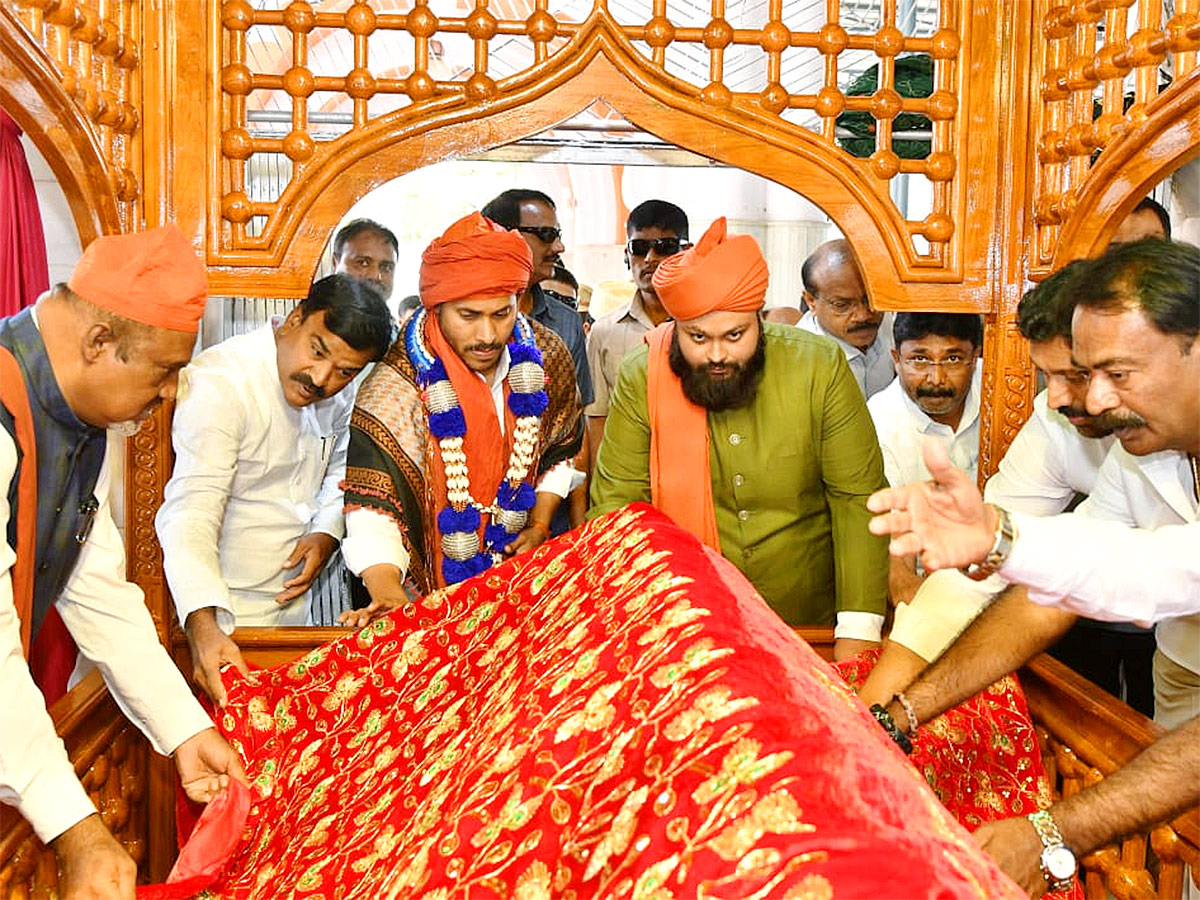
[{"xmin": 0, "ymin": 309, "xmax": 107, "ymax": 637}]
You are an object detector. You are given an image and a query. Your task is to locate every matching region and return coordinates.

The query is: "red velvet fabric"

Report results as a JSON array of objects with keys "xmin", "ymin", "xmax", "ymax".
[
  {"xmin": 0, "ymin": 110, "xmax": 49, "ymax": 317},
  {"xmin": 149, "ymin": 505, "xmax": 1024, "ymax": 898}
]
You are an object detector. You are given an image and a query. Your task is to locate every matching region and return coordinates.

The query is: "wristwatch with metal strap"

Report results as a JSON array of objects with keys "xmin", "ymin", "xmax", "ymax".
[
  {"xmin": 1028, "ymin": 809, "xmax": 1077, "ymax": 893},
  {"xmin": 962, "ymin": 504, "xmax": 1016, "ymax": 582}
]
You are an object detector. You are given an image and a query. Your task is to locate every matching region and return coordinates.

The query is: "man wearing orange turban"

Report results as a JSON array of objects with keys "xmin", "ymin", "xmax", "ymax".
[
  {"xmin": 341, "ymin": 212, "xmax": 583, "ymax": 620},
  {"xmin": 0, "ymin": 224, "xmax": 247, "ymax": 898},
  {"xmin": 589, "ymin": 218, "xmax": 890, "ymax": 660}
]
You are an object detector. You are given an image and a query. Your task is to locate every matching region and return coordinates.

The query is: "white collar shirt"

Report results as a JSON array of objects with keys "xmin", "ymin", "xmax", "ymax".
[
  {"xmin": 984, "ymin": 389, "xmax": 1115, "ymax": 513},
  {"xmin": 867, "ymin": 361, "xmax": 982, "ymax": 488},
  {"xmin": 1061, "ymin": 444, "xmax": 1200, "ymax": 679},
  {"xmin": 157, "ymin": 324, "xmax": 357, "ymax": 630},
  {"xmin": 797, "ymin": 310, "xmax": 896, "ymax": 399}
]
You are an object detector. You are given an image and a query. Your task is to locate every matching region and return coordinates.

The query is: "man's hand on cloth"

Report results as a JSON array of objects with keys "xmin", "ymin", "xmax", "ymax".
[
  {"xmin": 867, "ymin": 437, "xmax": 996, "ymax": 571},
  {"xmin": 184, "ymin": 608, "xmax": 253, "ymax": 708},
  {"xmin": 275, "ymin": 532, "xmax": 338, "ymax": 605},
  {"xmin": 340, "ymin": 563, "xmax": 409, "ymax": 629},
  {"xmin": 51, "ymin": 813, "xmax": 137, "ymax": 900},
  {"xmin": 973, "ymin": 815, "xmax": 1053, "ymax": 898},
  {"xmin": 173, "ymin": 728, "xmax": 249, "ymax": 805}
]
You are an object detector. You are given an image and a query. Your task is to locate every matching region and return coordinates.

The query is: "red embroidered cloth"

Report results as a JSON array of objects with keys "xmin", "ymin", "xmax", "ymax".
[{"xmin": 164, "ymin": 505, "xmax": 1024, "ymax": 898}]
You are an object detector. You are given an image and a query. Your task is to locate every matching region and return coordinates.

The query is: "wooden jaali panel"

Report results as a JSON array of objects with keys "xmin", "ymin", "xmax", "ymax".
[
  {"xmin": 4, "ymin": 0, "xmax": 142, "ymax": 233},
  {"xmin": 1031, "ymin": 0, "xmax": 1200, "ymax": 268},
  {"xmin": 216, "ymin": 0, "xmax": 963, "ymax": 264}
]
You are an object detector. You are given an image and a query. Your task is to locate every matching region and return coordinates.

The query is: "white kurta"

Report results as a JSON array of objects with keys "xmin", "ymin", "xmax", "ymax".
[
  {"xmin": 797, "ymin": 310, "xmax": 896, "ymax": 399},
  {"xmin": 867, "ymin": 361, "xmax": 982, "ymax": 488},
  {"xmin": 1, "ymin": 434, "xmax": 213, "ymax": 842},
  {"xmin": 157, "ymin": 325, "xmax": 353, "ymax": 630},
  {"xmin": 889, "ymin": 390, "xmax": 1113, "ymax": 661}
]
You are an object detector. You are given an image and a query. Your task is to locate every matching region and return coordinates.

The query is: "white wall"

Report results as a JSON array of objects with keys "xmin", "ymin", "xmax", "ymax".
[{"xmin": 19, "ymin": 134, "xmax": 82, "ymax": 283}]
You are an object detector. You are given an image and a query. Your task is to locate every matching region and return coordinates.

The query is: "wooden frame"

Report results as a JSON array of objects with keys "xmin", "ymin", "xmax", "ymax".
[{"xmin": 2, "ymin": 0, "xmax": 1198, "ymax": 894}]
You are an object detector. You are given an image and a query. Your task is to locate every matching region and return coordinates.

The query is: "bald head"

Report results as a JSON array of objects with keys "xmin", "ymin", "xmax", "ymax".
[{"xmin": 800, "ymin": 239, "xmax": 882, "ymax": 351}]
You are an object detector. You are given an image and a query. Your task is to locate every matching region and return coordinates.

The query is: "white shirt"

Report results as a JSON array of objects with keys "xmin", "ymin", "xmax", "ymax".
[
  {"xmin": 797, "ymin": 311, "xmax": 896, "ymax": 399},
  {"xmin": 1005, "ymin": 444, "xmax": 1199, "ymax": 673},
  {"xmin": 342, "ymin": 347, "xmax": 578, "ymax": 576},
  {"xmin": 157, "ymin": 325, "xmax": 353, "ymax": 630},
  {"xmin": 984, "ymin": 391, "xmax": 1115, "ymax": 513},
  {"xmin": 867, "ymin": 362, "xmax": 982, "ymax": 488},
  {"xmin": 889, "ymin": 390, "xmax": 1112, "ymax": 661},
  {"xmin": 1, "ymin": 434, "xmax": 213, "ymax": 843}
]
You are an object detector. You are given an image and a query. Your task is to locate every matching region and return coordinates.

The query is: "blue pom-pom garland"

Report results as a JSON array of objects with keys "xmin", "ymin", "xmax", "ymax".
[
  {"xmin": 438, "ymin": 505, "xmax": 481, "ymax": 534},
  {"xmin": 408, "ymin": 306, "xmax": 551, "ymax": 587}
]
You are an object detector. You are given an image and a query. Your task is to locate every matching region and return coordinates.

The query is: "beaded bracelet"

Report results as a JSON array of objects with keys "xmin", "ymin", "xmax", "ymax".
[
  {"xmin": 894, "ymin": 691, "xmax": 919, "ymax": 737},
  {"xmin": 870, "ymin": 703, "xmax": 914, "ymax": 755}
]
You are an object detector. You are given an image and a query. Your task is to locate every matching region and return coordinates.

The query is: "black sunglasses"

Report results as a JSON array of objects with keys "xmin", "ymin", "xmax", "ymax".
[
  {"xmin": 516, "ymin": 225, "xmax": 562, "ymax": 244},
  {"xmin": 627, "ymin": 237, "xmax": 686, "ymax": 258}
]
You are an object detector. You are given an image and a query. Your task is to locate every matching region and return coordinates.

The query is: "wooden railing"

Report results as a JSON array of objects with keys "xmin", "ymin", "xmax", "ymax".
[{"xmin": 2, "ymin": 630, "xmax": 1196, "ymax": 897}]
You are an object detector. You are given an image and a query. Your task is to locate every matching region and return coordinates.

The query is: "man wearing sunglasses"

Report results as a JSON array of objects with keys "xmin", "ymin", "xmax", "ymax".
[
  {"xmin": 482, "ymin": 189, "xmax": 593, "ymax": 418},
  {"xmin": 798, "ymin": 239, "xmax": 896, "ymax": 399},
  {"xmin": 586, "ymin": 201, "xmax": 689, "ymax": 450}
]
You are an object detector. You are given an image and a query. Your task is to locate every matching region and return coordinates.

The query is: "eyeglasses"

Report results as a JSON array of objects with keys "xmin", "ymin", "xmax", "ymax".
[
  {"xmin": 808, "ymin": 293, "xmax": 872, "ymax": 316},
  {"xmin": 516, "ymin": 225, "xmax": 562, "ymax": 244},
  {"xmin": 626, "ymin": 237, "xmax": 687, "ymax": 258},
  {"xmin": 898, "ymin": 355, "xmax": 974, "ymax": 374},
  {"xmin": 75, "ymin": 496, "xmax": 100, "ymax": 545}
]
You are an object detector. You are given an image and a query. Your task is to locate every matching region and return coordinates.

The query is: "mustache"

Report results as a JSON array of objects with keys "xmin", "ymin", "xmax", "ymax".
[
  {"xmin": 1091, "ymin": 410, "xmax": 1148, "ymax": 430},
  {"xmin": 848, "ymin": 320, "xmax": 882, "ymax": 332},
  {"xmin": 916, "ymin": 386, "xmax": 956, "ymax": 399},
  {"xmin": 466, "ymin": 342, "xmax": 504, "ymax": 354},
  {"xmin": 291, "ymin": 373, "xmax": 326, "ymax": 399}
]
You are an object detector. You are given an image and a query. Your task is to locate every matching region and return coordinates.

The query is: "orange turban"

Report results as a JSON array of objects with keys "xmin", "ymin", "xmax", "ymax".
[
  {"xmin": 67, "ymin": 224, "xmax": 208, "ymax": 333},
  {"xmin": 651, "ymin": 217, "xmax": 769, "ymax": 321},
  {"xmin": 419, "ymin": 212, "xmax": 533, "ymax": 308}
]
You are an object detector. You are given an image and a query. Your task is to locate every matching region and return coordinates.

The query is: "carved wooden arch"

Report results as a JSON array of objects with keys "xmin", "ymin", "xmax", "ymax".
[
  {"xmin": 210, "ymin": 10, "xmax": 972, "ymax": 312},
  {"xmin": 1053, "ymin": 68, "xmax": 1200, "ymax": 263},
  {"xmin": 0, "ymin": 5, "xmax": 121, "ymax": 245}
]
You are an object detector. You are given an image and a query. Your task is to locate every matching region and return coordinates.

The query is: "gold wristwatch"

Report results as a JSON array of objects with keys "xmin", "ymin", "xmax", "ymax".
[
  {"xmin": 1028, "ymin": 809, "xmax": 1077, "ymax": 892},
  {"xmin": 962, "ymin": 505, "xmax": 1016, "ymax": 582}
]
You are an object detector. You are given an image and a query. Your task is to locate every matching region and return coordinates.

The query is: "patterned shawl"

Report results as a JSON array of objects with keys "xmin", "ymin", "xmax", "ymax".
[{"xmin": 344, "ymin": 315, "xmax": 582, "ymax": 592}]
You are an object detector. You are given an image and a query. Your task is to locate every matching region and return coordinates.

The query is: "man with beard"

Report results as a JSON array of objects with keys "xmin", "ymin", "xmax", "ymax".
[
  {"xmin": 0, "ymin": 226, "xmax": 246, "ymax": 898},
  {"xmin": 157, "ymin": 274, "xmax": 392, "ymax": 706},
  {"xmin": 589, "ymin": 218, "xmax": 888, "ymax": 660},
  {"xmin": 339, "ymin": 213, "xmax": 582, "ymax": 626},
  {"xmin": 865, "ymin": 239, "xmax": 1199, "ymax": 896},
  {"xmin": 855, "ymin": 261, "xmax": 1154, "ymax": 717},
  {"xmin": 798, "ymin": 239, "xmax": 895, "ymax": 399}
]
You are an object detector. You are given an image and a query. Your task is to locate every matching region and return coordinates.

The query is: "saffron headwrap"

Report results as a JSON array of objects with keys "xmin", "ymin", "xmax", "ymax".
[
  {"xmin": 67, "ymin": 224, "xmax": 208, "ymax": 333},
  {"xmin": 419, "ymin": 212, "xmax": 533, "ymax": 308},
  {"xmin": 645, "ymin": 218, "xmax": 770, "ymax": 549},
  {"xmin": 651, "ymin": 217, "xmax": 768, "ymax": 321}
]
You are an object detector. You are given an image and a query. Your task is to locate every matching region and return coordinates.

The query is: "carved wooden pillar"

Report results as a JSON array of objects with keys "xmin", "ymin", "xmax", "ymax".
[{"xmin": 979, "ymin": 313, "xmax": 1035, "ymax": 483}]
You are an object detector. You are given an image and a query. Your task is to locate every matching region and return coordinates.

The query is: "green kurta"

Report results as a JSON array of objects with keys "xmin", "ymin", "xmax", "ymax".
[{"xmin": 589, "ymin": 322, "xmax": 889, "ymax": 625}]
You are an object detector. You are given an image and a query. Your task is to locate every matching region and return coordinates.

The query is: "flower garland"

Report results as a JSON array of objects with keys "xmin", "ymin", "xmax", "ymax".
[{"xmin": 406, "ymin": 307, "xmax": 549, "ymax": 585}]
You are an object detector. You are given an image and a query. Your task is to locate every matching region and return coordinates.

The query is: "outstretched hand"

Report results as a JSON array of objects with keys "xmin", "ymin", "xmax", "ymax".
[{"xmin": 866, "ymin": 437, "xmax": 996, "ymax": 571}]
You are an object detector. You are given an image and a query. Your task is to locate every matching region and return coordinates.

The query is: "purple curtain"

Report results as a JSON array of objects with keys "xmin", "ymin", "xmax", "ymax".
[{"xmin": 0, "ymin": 109, "xmax": 50, "ymax": 317}]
